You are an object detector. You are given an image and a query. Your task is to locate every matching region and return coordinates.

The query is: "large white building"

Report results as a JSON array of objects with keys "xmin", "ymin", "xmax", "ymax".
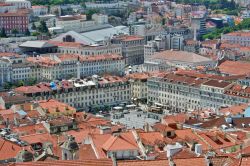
[
  {"xmin": 144, "ymin": 35, "xmax": 184, "ymax": 61},
  {"xmin": 26, "ymin": 54, "xmax": 125, "ymax": 80},
  {"xmin": 191, "ymin": 11, "xmax": 207, "ymax": 38},
  {"xmin": 112, "ymin": 35, "xmax": 145, "ymax": 65},
  {"xmin": 4, "ymin": 0, "xmax": 31, "ymax": 9},
  {"xmin": 32, "ymin": 5, "xmax": 48, "ymax": 16},
  {"xmin": 56, "ymin": 14, "xmax": 110, "ymax": 33},
  {"xmin": 51, "ymin": 26, "xmax": 129, "ymax": 45},
  {"xmin": 0, "ymin": 53, "xmax": 30, "ymax": 85},
  {"xmin": 0, "ymin": 58, "xmax": 12, "ymax": 86},
  {"xmin": 85, "ymin": 2, "xmax": 119, "ymax": 9},
  {"xmin": 147, "ymin": 71, "xmax": 250, "ymax": 112},
  {"xmin": 92, "ymin": 14, "xmax": 108, "ymax": 24},
  {"xmin": 56, "ymin": 15, "xmax": 92, "ymax": 33},
  {"xmin": 48, "ymin": 40, "xmax": 122, "ymax": 56},
  {"xmin": 0, "ymin": 2, "xmax": 17, "ymax": 13},
  {"xmin": 221, "ymin": 31, "xmax": 250, "ymax": 46},
  {"xmin": 15, "ymin": 75, "xmax": 131, "ymax": 110}
]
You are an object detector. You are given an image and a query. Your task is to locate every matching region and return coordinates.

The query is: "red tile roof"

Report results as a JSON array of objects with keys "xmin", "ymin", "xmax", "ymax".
[
  {"xmin": 173, "ymin": 157, "xmax": 207, "ymax": 166},
  {"xmin": 79, "ymin": 144, "xmax": 97, "ymax": 160},
  {"xmin": 47, "ymin": 41, "xmax": 84, "ymax": 48},
  {"xmin": 114, "ymin": 35, "xmax": 144, "ymax": 42},
  {"xmin": 12, "ymin": 123, "xmax": 47, "ymax": 136},
  {"xmin": 38, "ymin": 99, "xmax": 76, "ymax": 115},
  {"xmin": 0, "ymin": 52, "xmax": 20, "ymax": 57},
  {"xmin": 202, "ymin": 80, "xmax": 232, "ymax": 88},
  {"xmin": 218, "ymin": 61, "xmax": 250, "ymax": 75},
  {"xmin": 20, "ymin": 133, "xmax": 58, "ymax": 145},
  {"xmin": 219, "ymin": 104, "xmax": 248, "ymax": 116},
  {"xmin": 102, "ymin": 135, "xmax": 138, "ymax": 151},
  {"xmin": 90, "ymin": 134, "xmax": 112, "ymax": 158},
  {"xmin": 118, "ymin": 159, "xmax": 169, "ymax": 166},
  {"xmin": 12, "ymin": 159, "xmax": 113, "ymax": 166},
  {"xmin": 0, "ymin": 138, "xmax": 31, "ymax": 160},
  {"xmin": 138, "ymin": 131, "xmax": 172, "ymax": 147},
  {"xmin": 224, "ymin": 31, "xmax": 250, "ymax": 37},
  {"xmin": 175, "ymin": 129, "xmax": 210, "ymax": 151}
]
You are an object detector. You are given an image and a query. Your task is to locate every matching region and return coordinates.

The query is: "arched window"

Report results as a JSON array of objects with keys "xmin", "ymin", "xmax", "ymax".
[{"xmin": 63, "ymin": 35, "xmax": 75, "ymax": 42}]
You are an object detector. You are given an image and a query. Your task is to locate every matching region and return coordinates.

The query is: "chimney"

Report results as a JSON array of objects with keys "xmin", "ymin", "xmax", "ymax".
[
  {"xmin": 195, "ymin": 144, "xmax": 202, "ymax": 156},
  {"xmin": 166, "ymin": 143, "xmax": 183, "ymax": 158},
  {"xmin": 144, "ymin": 123, "xmax": 150, "ymax": 132}
]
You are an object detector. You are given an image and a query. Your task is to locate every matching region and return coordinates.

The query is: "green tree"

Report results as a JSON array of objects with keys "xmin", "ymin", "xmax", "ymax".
[
  {"xmin": 38, "ymin": 20, "xmax": 49, "ymax": 33},
  {"xmin": 31, "ymin": 22, "xmax": 37, "ymax": 30},
  {"xmin": 24, "ymin": 28, "xmax": 30, "ymax": 36},
  {"xmin": 85, "ymin": 9, "xmax": 99, "ymax": 20},
  {"xmin": 11, "ymin": 28, "xmax": 19, "ymax": 37},
  {"xmin": 31, "ymin": 31, "xmax": 40, "ymax": 36},
  {"xmin": 3, "ymin": 82, "xmax": 12, "ymax": 90},
  {"xmin": 17, "ymin": 80, "xmax": 24, "ymax": 87},
  {"xmin": 0, "ymin": 27, "xmax": 7, "ymax": 38},
  {"xmin": 26, "ymin": 78, "xmax": 37, "ymax": 86}
]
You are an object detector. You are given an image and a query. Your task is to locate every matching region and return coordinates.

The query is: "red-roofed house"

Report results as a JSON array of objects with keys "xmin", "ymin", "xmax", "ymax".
[{"xmin": 84, "ymin": 131, "xmax": 139, "ymax": 160}]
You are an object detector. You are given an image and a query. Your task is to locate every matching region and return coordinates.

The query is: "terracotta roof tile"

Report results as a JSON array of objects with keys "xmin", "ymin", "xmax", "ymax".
[
  {"xmin": 218, "ymin": 61, "xmax": 250, "ymax": 75},
  {"xmin": 117, "ymin": 159, "xmax": 169, "ymax": 166},
  {"xmin": 13, "ymin": 159, "xmax": 113, "ymax": 166},
  {"xmin": 102, "ymin": 135, "xmax": 138, "ymax": 151},
  {"xmin": 0, "ymin": 138, "xmax": 31, "ymax": 160},
  {"xmin": 173, "ymin": 157, "xmax": 207, "ymax": 166}
]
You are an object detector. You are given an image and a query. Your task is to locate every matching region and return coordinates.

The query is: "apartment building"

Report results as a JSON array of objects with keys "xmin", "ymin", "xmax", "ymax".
[
  {"xmin": 191, "ymin": 11, "xmax": 207, "ymax": 38},
  {"xmin": 144, "ymin": 35, "xmax": 185, "ymax": 60},
  {"xmin": 147, "ymin": 71, "xmax": 249, "ymax": 112},
  {"xmin": 79, "ymin": 54, "xmax": 125, "ymax": 76},
  {"xmin": 56, "ymin": 14, "xmax": 109, "ymax": 33},
  {"xmin": 0, "ymin": 58, "xmax": 12, "ymax": 86},
  {"xmin": 12, "ymin": 62, "xmax": 32, "ymax": 82},
  {"xmin": 0, "ymin": 12, "xmax": 29, "ymax": 34},
  {"xmin": 4, "ymin": 0, "xmax": 31, "ymax": 9},
  {"xmin": 92, "ymin": 14, "xmax": 108, "ymax": 24},
  {"xmin": 127, "ymin": 72, "xmax": 150, "ymax": 100},
  {"xmin": 15, "ymin": 75, "xmax": 131, "ymax": 110},
  {"xmin": 144, "ymin": 36, "xmax": 167, "ymax": 60},
  {"xmin": 85, "ymin": 2, "xmax": 119, "ymax": 9},
  {"xmin": 56, "ymin": 15, "xmax": 94, "ymax": 33},
  {"xmin": 48, "ymin": 41, "xmax": 122, "ymax": 56},
  {"xmin": 0, "ymin": 2, "xmax": 17, "ymax": 13},
  {"xmin": 31, "ymin": 5, "xmax": 48, "ymax": 16},
  {"xmin": 221, "ymin": 31, "xmax": 250, "ymax": 46},
  {"xmin": 26, "ymin": 54, "xmax": 125, "ymax": 80},
  {"xmin": 112, "ymin": 35, "xmax": 145, "ymax": 65},
  {"xmin": 0, "ymin": 53, "xmax": 30, "ymax": 84}
]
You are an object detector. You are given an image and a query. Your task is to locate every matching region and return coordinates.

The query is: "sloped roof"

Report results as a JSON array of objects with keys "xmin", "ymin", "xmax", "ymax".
[
  {"xmin": 118, "ymin": 159, "xmax": 169, "ymax": 166},
  {"xmin": 173, "ymin": 157, "xmax": 207, "ymax": 166},
  {"xmin": 51, "ymin": 31, "xmax": 96, "ymax": 45},
  {"xmin": 12, "ymin": 159, "xmax": 113, "ymax": 166},
  {"xmin": 218, "ymin": 61, "xmax": 250, "ymax": 75},
  {"xmin": 0, "ymin": 138, "xmax": 31, "ymax": 160},
  {"xmin": 19, "ymin": 41, "xmax": 57, "ymax": 48},
  {"xmin": 102, "ymin": 135, "xmax": 138, "ymax": 151}
]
